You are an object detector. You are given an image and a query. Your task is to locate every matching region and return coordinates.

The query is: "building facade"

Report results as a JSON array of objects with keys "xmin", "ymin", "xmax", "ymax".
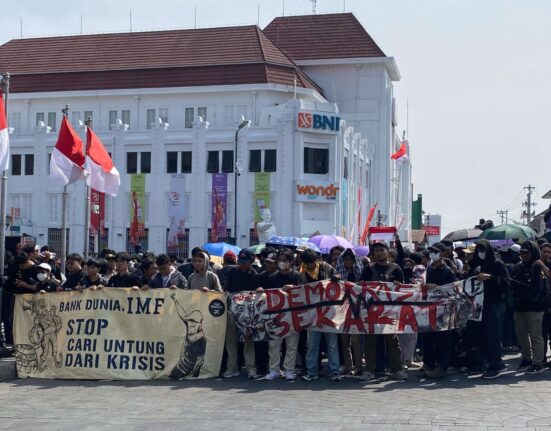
[{"xmin": 0, "ymin": 13, "xmax": 412, "ymax": 256}]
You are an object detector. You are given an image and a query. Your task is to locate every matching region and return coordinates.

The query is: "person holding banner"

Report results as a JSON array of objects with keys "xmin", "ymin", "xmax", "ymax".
[
  {"xmin": 149, "ymin": 254, "xmax": 187, "ymax": 289},
  {"xmin": 360, "ymin": 242, "xmax": 408, "ymax": 382},
  {"xmin": 63, "ymin": 254, "xmax": 87, "ymax": 291},
  {"xmin": 35, "ymin": 263, "xmax": 62, "ymax": 294},
  {"xmin": 299, "ymin": 249, "xmax": 341, "ymax": 381},
  {"xmin": 421, "ymin": 243, "xmax": 458, "ymax": 379},
  {"xmin": 187, "ymin": 252, "xmax": 222, "ymax": 292},
  {"xmin": 107, "ymin": 252, "xmax": 144, "ymax": 289},
  {"xmin": 259, "ymin": 248, "xmax": 302, "ymax": 381},
  {"xmin": 75, "ymin": 259, "xmax": 109, "ymax": 291}
]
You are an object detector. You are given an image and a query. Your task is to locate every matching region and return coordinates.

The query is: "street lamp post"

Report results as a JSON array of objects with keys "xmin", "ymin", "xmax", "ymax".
[{"xmin": 230, "ymin": 119, "xmax": 251, "ymax": 246}]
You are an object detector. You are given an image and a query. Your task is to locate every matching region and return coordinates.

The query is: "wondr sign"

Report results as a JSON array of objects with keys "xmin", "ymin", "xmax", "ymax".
[{"xmin": 295, "ymin": 180, "xmax": 340, "ymax": 203}]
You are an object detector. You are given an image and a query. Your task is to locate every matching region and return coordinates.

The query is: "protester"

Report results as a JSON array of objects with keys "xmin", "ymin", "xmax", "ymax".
[
  {"xmin": 149, "ymin": 254, "xmax": 187, "ymax": 289},
  {"xmin": 421, "ymin": 242, "xmax": 458, "ymax": 379},
  {"xmin": 511, "ymin": 241, "xmax": 549, "ymax": 374},
  {"xmin": 216, "ymin": 251, "xmax": 237, "ymax": 289},
  {"xmin": 187, "ymin": 251, "xmax": 222, "ymax": 291},
  {"xmin": 139, "ymin": 257, "xmax": 159, "ymax": 289},
  {"xmin": 335, "ymin": 248, "xmax": 364, "ymax": 376},
  {"xmin": 35, "ymin": 263, "xmax": 61, "ymax": 293},
  {"xmin": 299, "ymin": 249, "xmax": 341, "ymax": 381},
  {"xmin": 259, "ymin": 248, "xmax": 302, "ymax": 381},
  {"xmin": 360, "ymin": 242, "xmax": 408, "ymax": 381},
  {"xmin": 63, "ymin": 253, "xmax": 87, "ymax": 291},
  {"xmin": 107, "ymin": 252, "xmax": 144, "ymax": 288},
  {"xmin": 328, "ymin": 245, "xmax": 345, "ymax": 267},
  {"xmin": 76, "ymin": 258, "xmax": 109, "ymax": 290},
  {"xmin": 12, "ymin": 252, "xmax": 39, "ymax": 293}
]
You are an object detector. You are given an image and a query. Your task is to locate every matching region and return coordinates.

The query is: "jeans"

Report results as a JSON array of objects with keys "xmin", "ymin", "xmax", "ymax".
[
  {"xmin": 306, "ymin": 331, "xmax": 340, "ymax": 376},
  {"xmin": 515, "ymin": 311, "xmax": 544, "ymax": 365}
]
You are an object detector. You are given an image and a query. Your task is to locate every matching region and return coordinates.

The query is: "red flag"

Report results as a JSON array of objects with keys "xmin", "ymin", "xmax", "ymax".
[
  {"xmin": 391, "ymin": 142, "xmax": 407, "ymax": 160},
  {"xmin": 90, "ymin": 189, "xmax": 105, "ymax": 236},
  {"xmin": 49, "ymin": 117, "xmax": 85, "ymax": 185},
  {"xmin": 85, "ymin": 128, "xmax": 120, "ymax": 197}
]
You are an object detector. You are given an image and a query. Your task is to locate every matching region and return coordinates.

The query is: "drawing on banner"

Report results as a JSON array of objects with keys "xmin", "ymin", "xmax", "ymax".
[
  {"xmin": 15, "ymin": 296, "xmax": 63, "ymax": 374},
  {"xmin": 169, "ymin": 293, "xmax": 206, "ymax": 379}
]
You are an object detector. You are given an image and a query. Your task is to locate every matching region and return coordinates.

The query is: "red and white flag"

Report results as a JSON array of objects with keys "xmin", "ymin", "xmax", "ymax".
[
  {"xmin": 0, "ymin": 92, "xmax": 9, "ymax": 172},
  {"xmin": 85, "ymin": 128, "xmax": 120, "ymax": 197},
  {"xmin": 50, "ymin": 117, "xmax": 85, "ymax": 185},
  {"xmin": 391, "ymin": 141, "xmax": 408, "ymax": 160}
]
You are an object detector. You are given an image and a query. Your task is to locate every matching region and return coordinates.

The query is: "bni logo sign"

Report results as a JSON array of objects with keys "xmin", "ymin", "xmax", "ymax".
[{"xmin": 297, "ymin": 112, "xmax": 340, "ymax": 133}]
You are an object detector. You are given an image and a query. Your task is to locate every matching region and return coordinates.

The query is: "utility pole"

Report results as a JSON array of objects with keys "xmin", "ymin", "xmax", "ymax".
[
  {"xmin": 496, "ymin": 209, "xmax": 508, "ymax": 225},
  {"xmin": 522, "ymin": 185, "xmax": 535, "ymax": 224}
]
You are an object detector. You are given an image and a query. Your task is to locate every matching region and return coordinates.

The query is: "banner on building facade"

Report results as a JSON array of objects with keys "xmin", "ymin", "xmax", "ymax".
[
  {"xmin": 13, "ymin": 289, "xmax": 227, "ymax": 380},
  {"xmin": 228, "ymin": 279, "xmax": 484, "ymax": 342},
  {"xmin": 295, "ymin": 180, "xmax": 340, "ymax": 203},
  {"xmin": 254, "ymin": 172, "xmax": 271, "ymax": 222},
  {"xmin": 90, "ymin": 189, "xmax": 105, "ymax": 236},
  {"xmin": 129, "ymin": 174, "xmax": 146, "ymax": 245},
  {"xmin": 341, "ymin": 177, "xmax": 348, "ymax": 237},
  {"xmin": 211, "ymin": 173, "xmax": 227, "ymax": 242},
  {"xmin": 167, "ymin": 175, "xmax": 186, "ymax": 248}
]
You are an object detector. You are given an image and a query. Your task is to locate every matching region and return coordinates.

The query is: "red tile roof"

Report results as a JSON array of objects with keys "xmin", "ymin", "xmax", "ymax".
[
  {"xmin": 264, "ymin": 13, "xmax": 386, "ymax": 61},
  {"xmin": 0, "ymin": 25, "xmax": 322, "ymax": 94}
]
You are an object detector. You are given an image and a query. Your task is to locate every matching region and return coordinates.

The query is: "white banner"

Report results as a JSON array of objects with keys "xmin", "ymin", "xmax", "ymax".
[{"xmin": 167, "ymin": 175, "xmax": 186, "ymax": 247}]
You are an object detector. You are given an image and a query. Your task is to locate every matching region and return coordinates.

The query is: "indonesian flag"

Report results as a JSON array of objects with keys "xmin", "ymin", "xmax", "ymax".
[
  {"xmin": 0, "ymin": 92, "xmax": 9, "ymax": 171},
  {"xmin": 369, "ymin": 226, "xmax": 397, "ymax": 241},
  {"xmin": 50, "ymin": 117, "xmax": 85, "ymax": 185},
  {"xmin": 85, "ymin": 128, "xmax": 120, "ymax": 197},
  {"xmin": 391, "ymin": 141, "xmax": 408, "ymax": 160}
]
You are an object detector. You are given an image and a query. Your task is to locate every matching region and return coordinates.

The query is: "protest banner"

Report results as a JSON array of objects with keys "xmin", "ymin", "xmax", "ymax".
[
  {"xmin": 167, "ymin": 174, "xmax": 186, "ymax": 248},
  {"xmin": 13, "ymin": 288, "xmax": 227, "ymax": 380},
  {"xmin": 228, "ymin": 279, "xmax": 484, "ymax": 341}
]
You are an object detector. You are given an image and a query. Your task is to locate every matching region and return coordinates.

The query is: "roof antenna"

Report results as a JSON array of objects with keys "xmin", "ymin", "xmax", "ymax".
[
  {"xmin": 194, "ymin": 4, "xmax": 197, "ymax": 29},
  {"xmin": 257, "ymin": 3, "xmax": 260, "ymax": 26},
  {"xmin": 20, "ymin": 17, "xmax": 23, "ymax": 39},
  {"xmin": 80, "ymin": 12, "xmax": 83, "ymax": 34},
  {"xmin": 343, "ymin": 0, "xmax": 346, "ymax": 12},
  {"xmin": 129, "ymin": 9, "xmax": 132, "ymax": 32},
  {"xmin": 311, "ymin": 0, "xmax": 317, "ymax": 14},
  {"xmin": 282, "ymin": 0, "xmax": 285, "ymax": 16}
]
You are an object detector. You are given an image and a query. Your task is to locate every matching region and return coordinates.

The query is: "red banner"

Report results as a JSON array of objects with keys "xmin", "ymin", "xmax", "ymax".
[
  {"xmin": 90, "ymin": 189, "xmax": 105, "ymax": 236},
  {"xmin": 423, "ymin": 224, "xmax": 441, "ymax": 236}
]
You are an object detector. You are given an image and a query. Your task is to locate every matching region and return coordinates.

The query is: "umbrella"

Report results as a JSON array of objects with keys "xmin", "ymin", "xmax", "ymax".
[
  {"xmin": 478, "ymin": 224, "xmax": 537, "ymax": 241},
  {"xmin": 353, "ymin": 245, "xmax": 370, "ymax": 257},
  {"xmin": 245, "ymin": 243, "xmax": 266, "ymax": 255},
  {"xmin": 266, "ymin": 236, "xmax": 321, "ymax": 253},
  {"xmin": 202, "ymin": 242, "xmax": 241, "ymax": 257},
  {"xmin": 443, "ymin": 228, "xmax": 482, "ymax": 242},
  {"xmin": 309, "ymin": 234, "xmax": 354, "ymax": 254}
]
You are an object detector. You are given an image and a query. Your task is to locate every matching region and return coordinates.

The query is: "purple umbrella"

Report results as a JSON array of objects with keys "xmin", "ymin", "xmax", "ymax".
[
  {"xmin": 309, "ymin": 235, "xmax": 354, "ymax": 254},
  {"xmin": 353, "ymin": 245, "xmax": 370, "ymax": 257}
]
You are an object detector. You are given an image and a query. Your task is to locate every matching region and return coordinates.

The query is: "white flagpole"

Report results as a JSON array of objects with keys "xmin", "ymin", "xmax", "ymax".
[
  {"xmin": 83, "ymin": 117, "xmax": 92, "ymax": 260},
  {"xmin": 60, "ymin": 104, "xmax": 70, "ymax": 273}
]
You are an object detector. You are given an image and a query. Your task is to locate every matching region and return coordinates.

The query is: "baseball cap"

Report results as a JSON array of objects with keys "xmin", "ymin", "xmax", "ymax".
[
  {"xmin": 37, "ymin": 263, "xmax": 51, "ymax": 272},
  {"xmin": 431, "ymin": 242, "xmax": 447, "ymax": 252},
  {"xmin": 237, "ymin": 249, "xmax": 254, "ymax": 264},
  {"xmin": 510, "ymin": 244, "xmax": 521, "ymax": 253},
  {"xmin": 223, "ymin": 250, "xmax": 237, "ymax": 263},
  {"xmin": 371, "ymin": 241, "xmax": 389, "ymax": 250},
  {"xmin": 265, "ymin": 252, "xmax": 277, "ymax": 263}
]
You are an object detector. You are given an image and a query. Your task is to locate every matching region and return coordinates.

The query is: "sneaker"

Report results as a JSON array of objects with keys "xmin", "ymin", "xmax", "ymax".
[
  {"xmin": 497, "ymin": 363, "xmax": 507, "ymax": 372},
  {"xmin": 526, "ymin": 364, "xmax": 544, "ymax": 375},
  {"xmin": 247, "ymin": 370, "xmax": 259, "ymax": 379},
  {"xmin": 301, "ymin": 374, "xmax": 319, "ymax": 381},
  {"xmin": 264, "ymin": 371, "xmax": 281, "ymax": 380},
  {"xmin": 359, "ymin": 371, "xmax": 376, "ymax": 381},
  {"xmin": 417, "ymin": 367, "xmax": 432, "ymax": 378},
  {"xmin": 284, "ymin": 370, "xmax": 296, "ymax": 381},
  {"xmin": 329, "ymin": 373, "xmax": 342, "ymax": 381},
  {"xmin": 223, "ymin": 370, "xmax": 240, "ymax": 378},
  {"xmin": 426, "ymin": 367, "xmax": 446, "ymax": 379},
  {"xmin": 517, "ymin": 359, "xmax": 532, "ymax": 371},
  {"xmin": 390, "ymin": 370, "xmax": 408, "ymax": 381},
  {"xmin": 482, "ymin": 369, "xmax": 500, "ymax": 379}
]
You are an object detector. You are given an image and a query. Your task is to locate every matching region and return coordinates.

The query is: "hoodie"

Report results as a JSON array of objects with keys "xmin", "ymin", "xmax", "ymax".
[
  {"xmin": 335, "ymin": 248, "xmax": 363, "ymax": 282},
  {"xmin": 187, "ymin": 252, "xmax": 222, "ymax": 291},
  {"xmin": 471, "ymin": 239, "xmax": 510, "ymax": 305},
  {"xmin": 511, "ymin": 241, "xmax": 548, "ymax": 312}
]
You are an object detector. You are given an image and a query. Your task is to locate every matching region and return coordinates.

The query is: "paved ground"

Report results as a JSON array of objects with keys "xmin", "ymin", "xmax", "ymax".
[{"xmin": 1, "ymin": 355, "xmax": 551, "ymax": 431}]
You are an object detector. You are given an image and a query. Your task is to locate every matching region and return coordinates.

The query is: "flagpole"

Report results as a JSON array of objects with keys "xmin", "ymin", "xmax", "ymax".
[
  {"xmin": 60, "ymin": 105, "xmax": 70, "ymax": 273},
  {"xmin": 0, "ymin": 73, "xmax": 9, "ymax": 353},
  {"xmin": 83, "ymin": 117, "xmax": 92, "ymax": 260}
]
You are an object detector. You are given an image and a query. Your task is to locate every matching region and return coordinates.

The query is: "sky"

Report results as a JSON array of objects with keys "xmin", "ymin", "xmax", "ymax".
[{"xmin": 1, "ymin": 0, "xmax": 550, "ymax": 235}]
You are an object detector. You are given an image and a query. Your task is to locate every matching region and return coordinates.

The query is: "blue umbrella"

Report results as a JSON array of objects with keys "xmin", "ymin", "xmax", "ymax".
[
  {"xmin": 266, "ymin": 236, "xmax": 321, "ymax": 253},
  {"xmin": 202, "ymin": 242, "xmax": 241, "ymax": 257}
]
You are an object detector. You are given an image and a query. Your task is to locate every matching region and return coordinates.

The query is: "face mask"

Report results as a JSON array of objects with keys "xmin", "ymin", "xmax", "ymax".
[
  {"xmin": 278, "ymin": 262, "xmax": 289, "ymax": 271},
  {"xmin": 37, "ymin": 273, "xmax": 48, "ymax": 282},
  {"xmin": 429, "ymin": 253, "xmax": 440, "ymax": 261},
  {"xmin": 478, "ymin": 251, "xmax": 486, "ymax": 261}
]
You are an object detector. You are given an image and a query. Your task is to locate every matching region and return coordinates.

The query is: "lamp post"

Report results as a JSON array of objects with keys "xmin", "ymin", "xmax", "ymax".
[{"xmin": 230, "ymin": 119, "xmax": 250, "ymax": 246}]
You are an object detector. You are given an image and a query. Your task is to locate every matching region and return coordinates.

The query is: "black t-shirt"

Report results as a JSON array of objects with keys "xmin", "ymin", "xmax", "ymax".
[
  {"xmin": 79, "ymin": 275, "xmax": 109, "ymax": 288},
  {"xmin": 426, "ymin": 263, "xmax": 458, "ymax": 286},
  {"xmin": 363, "ymin": 262, "xmax": 404, "ymax": 283},
  {"xmin": 256, "ymin": 270, "xmax": 277, "ymax": 289},
  {"xmin": 36, "ymin": 279, "xmax": 59, "ymax": 293},
  {"xmin": 107, "ymin": 272, "xmax": 144, "ymax": 288},
  {"xmin": 13, "ymin": 265, "xmax": 39, "ymax": 294},
  {"xmin": 224, "ymin": 267, "xmax": 258, "ymax": 293},
  {"xmin": 265, "ymin": 270, "xmax": 303, "ymax": 289},
  {"xmin": 64, "ymin": 269, "xmax": 87, "ymax": 291}
]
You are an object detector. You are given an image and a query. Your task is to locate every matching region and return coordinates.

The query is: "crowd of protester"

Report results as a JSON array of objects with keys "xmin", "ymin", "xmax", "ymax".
[{"xmin": 1, "ymin": 234, "xmax": 550, "ymax": 382}]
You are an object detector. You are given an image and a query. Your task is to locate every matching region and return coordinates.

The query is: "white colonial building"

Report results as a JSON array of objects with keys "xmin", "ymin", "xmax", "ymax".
[{"xmin": 0, "ymin": 13, "xmax": 412, "ymax": 256}]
